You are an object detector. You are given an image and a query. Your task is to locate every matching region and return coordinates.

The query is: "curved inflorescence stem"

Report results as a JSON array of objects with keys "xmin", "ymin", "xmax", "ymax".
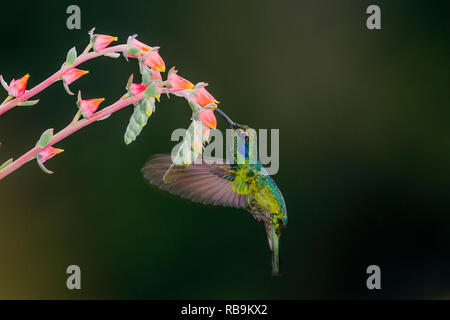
[{"xmin": 0, "ymin": 29, "xmax": 244, "ymax": 182}]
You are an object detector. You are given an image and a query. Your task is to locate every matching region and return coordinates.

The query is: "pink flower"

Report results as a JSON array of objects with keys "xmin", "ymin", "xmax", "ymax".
[
  {"xmin": 167, "ymin": 68, "xmax": 194, "ymax": 92},
  {"xmin": 195, "ymin": 87, "xmax": 219, "ymax": 106},
  {"xmin": 130, "ymin": 83, "xmax": 148, "ymax": 95},
  {"xmin": 62, "ymin": 68, "xmax": 89, "ymax": 85},
  {"xmin": 127, "ymin": 38, "xmax": 166, "ymax": 72},
  {"xmin": 131, "ymin": 82, "xmax": 160, "ymax": 101},
  {"xmin": 199, "ymin": 108, "xmax": 217, "ymax": 129},
  {"xmin": 129, "ymin": 39, "xmax": 151, "ymax": 55},
  {"xmin": 8, "ymin": 74, "xmax": 29, "ymax": 97},
  {"xmin": 78, "ymin": 92, "xmax": 105, "ymax": 118},
  {"xmin": 143, "ymin": 50, "xmax": 165, "ymax": 72},
  {"xmin": 127, "ymin": 39, "xmax": 151, "ymax": 59},
  {"xmin": 93, "ymin": 34, "xmax": 118, "ymax": 51},
  {"xmin": 38, "ymin": 146, "xmax": 64, "ymax": 163}
]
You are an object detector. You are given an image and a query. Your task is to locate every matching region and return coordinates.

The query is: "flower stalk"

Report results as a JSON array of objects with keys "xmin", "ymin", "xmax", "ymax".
[{"xmin": 0, "ymin": 29, "xmax": 245, "ymax": 182}]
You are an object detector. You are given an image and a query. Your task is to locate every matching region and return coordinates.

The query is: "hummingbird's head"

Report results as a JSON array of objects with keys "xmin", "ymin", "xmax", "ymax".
[
  {"xmin": 232, "ymin": 126, "xmax": 257, "ymax": 164},
  {"xmin": 235, "ymin": 125, "xmax": 250, "ymax": 143}
]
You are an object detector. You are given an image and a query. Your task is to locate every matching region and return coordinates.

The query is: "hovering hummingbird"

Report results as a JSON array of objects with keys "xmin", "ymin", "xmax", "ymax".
[{"xmin": 142, "ymin": 110, "xmax": 287, "ymax": 275}]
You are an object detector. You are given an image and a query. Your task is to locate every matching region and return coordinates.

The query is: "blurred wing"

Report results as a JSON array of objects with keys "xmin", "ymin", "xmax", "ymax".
[{"xmin": 142, "ymin": 154, "xmax": 249, "ymax": 209}]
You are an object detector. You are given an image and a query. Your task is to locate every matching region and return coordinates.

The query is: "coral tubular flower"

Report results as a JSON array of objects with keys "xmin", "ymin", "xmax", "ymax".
[
  {"xmin": 144, "ymin": 50, "xmax": 166, "ymax": 72},
  {"xmin": 62, "ymin": 68, "xmax": 89, "ymax": 85},
  {"xmin": 127, "ymin": 38, "xmax": 165, "ymax": 72},
  {"xmin": 167, "ymin": 68, "xmax": 194, "ymax": 92},
  {"xmin": 199, "ymin": 108, "xmax": 217, "ymax": 129},
  {"xmin": 195, "ymin": 87, "xmax": 219, "ymax": 106},
  {"xmin": 130, "ymin": 83, "xmax": 148, "ymax": 95},
  {"xmin": 8, "ymin": 74, "xmax": 29, "ymax": 97},
  {"xmin": 128, "ymin": 38, "xmax": 151, "ymax": 59},
  {"xmin": 79, "ymin": 97, "xmax": 105, "ymax": 118},
  {"xmin": 38, "ymin": 146, "xmax": 64, "ymax": 163},
  {"xmin": 130, "ymin": 39, "xmax": 151, "ymax": 53},
  {"xmin": 93, "ymin": 34, "xmax": 118, "ymax": 51}
]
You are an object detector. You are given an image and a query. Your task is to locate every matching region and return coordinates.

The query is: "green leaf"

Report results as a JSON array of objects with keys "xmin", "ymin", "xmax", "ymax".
[
  {"xmin": 127, "ymin": 46, "xmax": 140, "ymax": 56},
  {"xmin": 188, "ymin": 100, "xmax": 200, "ymax": 114},
  {"xmin": 126, "ymin": 74, "xmax": 134, "ymax": 91},
  {"xmin": 66, "ymin": 47, "xmax": 77, "ymax": 67},
  {"xmin": 17, "ymin": 99, "xmax": 39, "ymax": 106},
  {"xmin": 38, "ymin": 128, "xmax": 54, "ymax": 148},
  {"xmin": 104, "ymin": 52, "xmax": 120, "ymax": 58},
  {"xmin": 144, "ymin": 84, "xmax": 157, "ymax": 98},
  {"xmin": 0, "ymin": 75, "xmax": 9, "ymax": 91},
  {"xmin": 63, "ymin": 80, "xmax": 74, "ymax": 95},
  {"xmin": 0, "ymin": 158, "xmax": 13, "ymax": 171},
  {"xmin": 37, "ymin": 158, "xmax": 54, "ymax": 174}
]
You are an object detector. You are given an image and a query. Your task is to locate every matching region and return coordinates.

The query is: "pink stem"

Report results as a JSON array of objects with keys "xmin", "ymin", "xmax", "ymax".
[
  {"xmin": 0, "ymin": 44, "xmax": 127, "ymax": 116},
  {"xmin": 0, "ymin": 91, "xmax": 146, "ymax": 181}
]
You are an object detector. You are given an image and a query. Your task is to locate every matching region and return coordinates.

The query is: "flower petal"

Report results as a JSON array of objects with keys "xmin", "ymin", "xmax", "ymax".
[
  {"xmin": 199, "ymin": 108, "xmax": 217, "ymax": 129},
  {"xmin": 8, "ymin": 74, "xmax": 29, "ymax": 97},
  {"xmin": 195, "ymin": 87, "xmax": 219, "ymax": 106},
  {"xmin": 167, "ymin": 68, "xmax": 194, "ymax": 91},
  {"xmin": 94, "ymin": 34, "xmax": 118, "ymax": 50},
  {"xmin": 130, "ymin": 83, "xmax": 148, "ymax": 95},
  {"xmin": 80, "ymin": 98, "xmax": 105, "ymax": 118},
  {"xmin": 62, "ymin": 68, "xmax": 89, "ymax": 85},
  {"xmin": 38, "ymin": 146, "xmax": 64, "ymax": 163},
  {"xmin": 144, "ymin": 50, "xmax": 165, "ymax": 72}
]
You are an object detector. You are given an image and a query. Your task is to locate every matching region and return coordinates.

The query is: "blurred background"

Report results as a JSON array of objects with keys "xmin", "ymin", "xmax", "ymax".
[{"xmin": 0, "ymin": 0, "xmax": 449, "ymax": 299}]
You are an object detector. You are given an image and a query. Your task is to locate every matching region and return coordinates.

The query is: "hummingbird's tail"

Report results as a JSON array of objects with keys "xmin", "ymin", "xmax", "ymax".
[
  {"xmin": 271, "ymin": 227, "xmax": 280, "ymax": 276},
  {"xmin": 265, "ymin": 222, "xmax": 281, "ymax": 276}
]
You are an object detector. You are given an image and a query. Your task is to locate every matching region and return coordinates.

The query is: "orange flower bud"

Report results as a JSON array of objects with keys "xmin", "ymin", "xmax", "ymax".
[
  {"xmin": 78, "ymin": 92, "xmax": 105, "ymax": 118},
  {"xmin": 130, "ymin": 39, "xmax": 151, "ymax": 55},
  {"xmin": 199, "ymin": 108, "xmax": 217, "ymax": 129},
  {"xmin": 127, "ymin": 38, "xmax": 165, "ymax": 72},
  {"xmin": 167, "ymin": 67, "xmax": 194, "ymax": 92},
  {"xmin": 195, "ymin": 87, "xmax": 219, "ymax": 106},
  {"xmin": 130, "ymin": 83, "xmax": 148, "ymax": 95},
  {"xmin": 144, "ymin": 50, "xmax": 166, "ymax": 72},
  {"xmin": 8, "ymin": 74, "xmax": 29, "ymax": 97},
  {"xmin": 62, "ymin": 68, "xmax": 89, "ymax": 85},
  {"xmin": 93, "ymin": 34, "xmax": 118, "ymax": 51},
  {"xmin": 38, "ymin": 146, "xmax": 64, "ymax": 163}
]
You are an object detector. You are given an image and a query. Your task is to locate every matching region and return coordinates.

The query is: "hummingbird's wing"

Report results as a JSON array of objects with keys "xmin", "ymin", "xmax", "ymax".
[{"xmin": 142, "ymin": 154, "xmax": 249, "ymax": 209}]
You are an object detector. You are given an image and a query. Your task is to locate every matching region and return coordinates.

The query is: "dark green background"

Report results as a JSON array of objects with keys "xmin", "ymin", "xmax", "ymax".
[{"xmin": 0, "ymin": 0, "xmax": 449, "ymax": 299}]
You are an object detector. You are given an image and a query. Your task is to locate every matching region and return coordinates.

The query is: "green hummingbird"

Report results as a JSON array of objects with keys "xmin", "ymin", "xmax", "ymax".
[{"xmin": 142, "ymin": 112, "xmax": 287, "ymax": 275}]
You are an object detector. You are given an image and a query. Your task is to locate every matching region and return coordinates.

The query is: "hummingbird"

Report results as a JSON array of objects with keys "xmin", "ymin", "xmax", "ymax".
[{"xmin": 141, "ymin": 110, "xmax": 287, "ymax": 275}]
